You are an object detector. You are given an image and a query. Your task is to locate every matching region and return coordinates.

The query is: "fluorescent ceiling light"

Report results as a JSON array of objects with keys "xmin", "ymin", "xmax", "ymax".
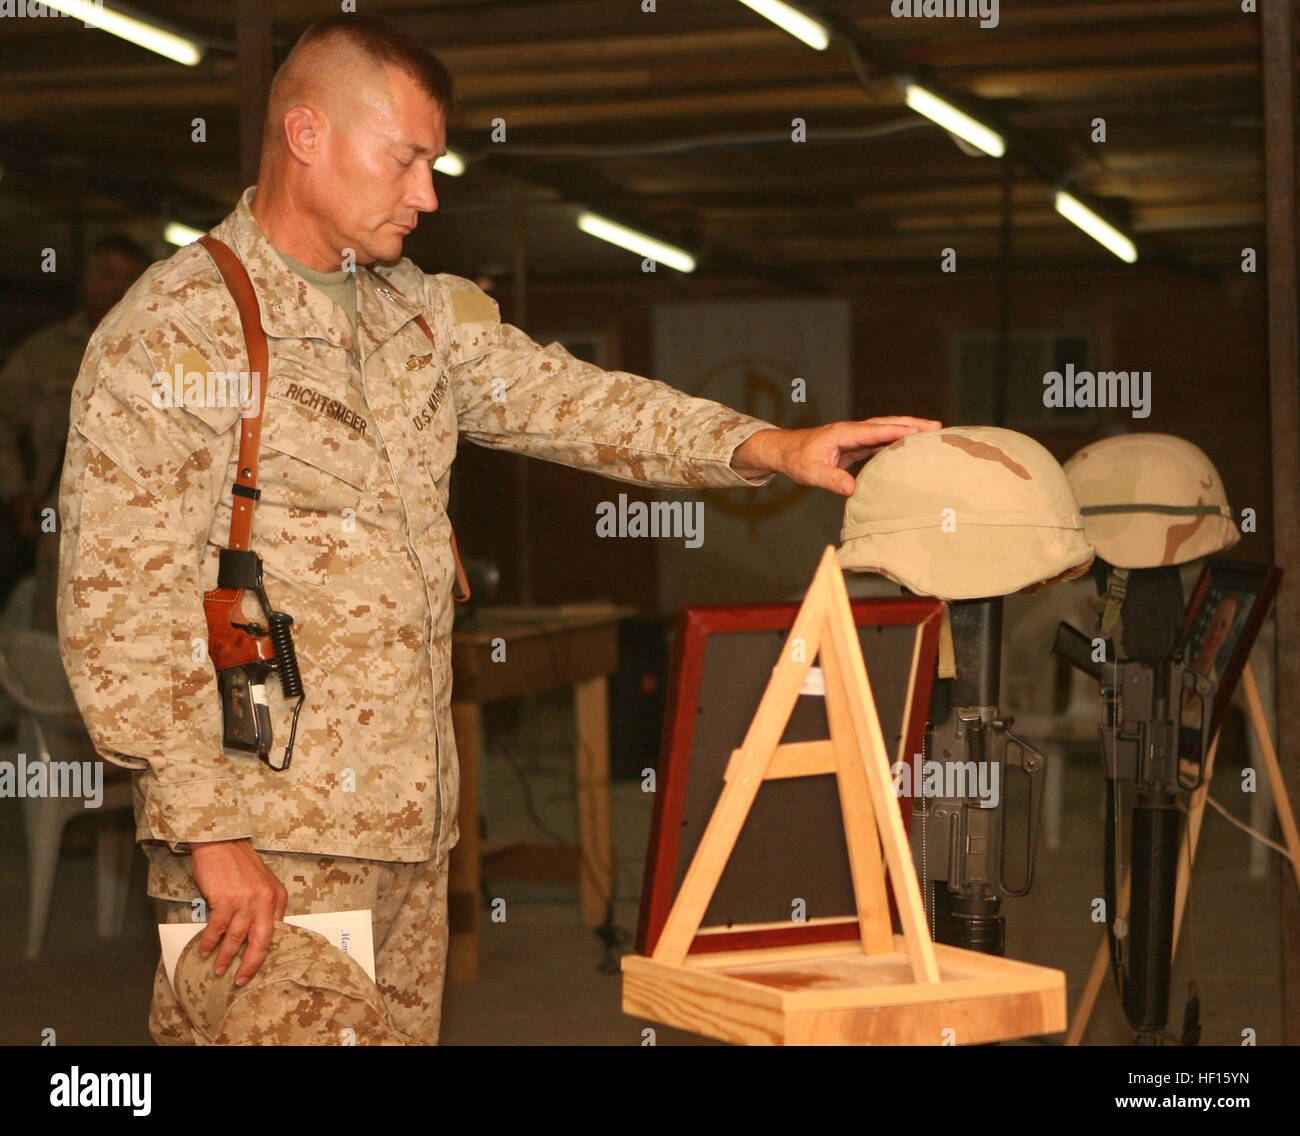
[
  {"xmin": 577, "ymin": 212, "xmax": 696, "ymax": 273},
  {"xmin": 434, "ymin": 150, "xmax": 466, "ymax": 177},
  {"xmin": 904, "ymin": 82, "xmax": 1005, "ymax": 158},
  {"xmin": 736, "ymin": 0, "xmax": 830, "ymax": 51},
  {"xmin": 164, "ymin": 222, "xmax": 204, "ymax": 246},
  {"xmin": 45, "ymin": 1, "xmax": 204, "ymax": 67},
  {"xmin": 1055, "ymin": 190, "xmax": 1137, "ymax": 264}
]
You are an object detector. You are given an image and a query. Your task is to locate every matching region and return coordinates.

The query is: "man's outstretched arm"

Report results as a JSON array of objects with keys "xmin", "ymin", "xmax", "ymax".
[{"xmin": 439, "ymin": 273, "xmax": 939, "ymax": 492}]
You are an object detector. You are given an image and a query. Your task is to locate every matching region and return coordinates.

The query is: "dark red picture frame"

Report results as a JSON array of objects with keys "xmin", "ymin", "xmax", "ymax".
[
  {"xmin": 1181, "ymin": 558, "xmax": 1282, "ymax": 747},
  {"xmin": 635, "ymin": 596, "xmax": 944, "ymax": 957}
]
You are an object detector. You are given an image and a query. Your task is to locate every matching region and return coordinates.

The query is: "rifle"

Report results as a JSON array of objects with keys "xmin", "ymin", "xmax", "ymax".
[
  {"xmin": 911, "ymin": 597, "xmax": 1048, "ymax": 955},
  {"xmin": 1053, "ymin": 568, "xmax": 1216, "ymax": 1044}
]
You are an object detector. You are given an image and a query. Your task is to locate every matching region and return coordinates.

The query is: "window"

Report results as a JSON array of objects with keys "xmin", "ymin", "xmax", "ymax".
[{"xmin": 953, "ymin": 331, "xmax": 1096, "ymax": 429}]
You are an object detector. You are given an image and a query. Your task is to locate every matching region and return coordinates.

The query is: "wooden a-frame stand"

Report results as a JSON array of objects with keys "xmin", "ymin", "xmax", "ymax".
[{"xmin": 621, "ymin": 548, "xmax": 1066, "ymax": 1045}]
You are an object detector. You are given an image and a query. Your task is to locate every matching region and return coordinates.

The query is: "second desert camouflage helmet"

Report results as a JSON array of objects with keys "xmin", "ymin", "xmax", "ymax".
[
  {"xmin": 837, "ymin": 425, "xmax": 1094, "ymax": 600},
  {"xmin": 1064, "ymin": 433, "xmax": 1239, "ymax": 568}
]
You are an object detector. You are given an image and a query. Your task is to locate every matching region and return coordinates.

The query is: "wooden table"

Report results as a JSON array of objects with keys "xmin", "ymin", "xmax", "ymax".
[{"xmin": 447, "ymin": 603, "xmax": 636, "ymax": 981}]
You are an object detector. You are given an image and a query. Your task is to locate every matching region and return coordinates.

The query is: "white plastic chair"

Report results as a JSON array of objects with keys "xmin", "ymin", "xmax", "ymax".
[
  {"xmin": 0, "ymin": 628, "xmax": 135, "ymax": 959},
  {"xmin": 0, "ymin": 573, "xmax": 37, "ymax": 735}
]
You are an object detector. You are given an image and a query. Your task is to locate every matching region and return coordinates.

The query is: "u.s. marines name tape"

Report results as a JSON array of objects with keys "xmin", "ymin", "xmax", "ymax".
[{"xmin": 411, "ymin": 374, "xmax": 449, "ymax": 432}]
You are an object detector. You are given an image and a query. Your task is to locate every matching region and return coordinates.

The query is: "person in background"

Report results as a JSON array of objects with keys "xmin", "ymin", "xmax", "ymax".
[{"xmin": 0, "ymin": 235, "xmax": 149, "ymax": 629}]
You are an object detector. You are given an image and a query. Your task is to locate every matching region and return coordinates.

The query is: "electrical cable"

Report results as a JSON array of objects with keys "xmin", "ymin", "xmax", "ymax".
[
  {"xmin": 841, "ymin": 38, "xmax": 882, "ymax": 96},
  {"xmin": 499, "ymin": 740, "xmax": 570, "ymax": 845},
  {"xmin": 477, "ymin": 624, "xmax": 634, "ymax": 974},
  {"xmin": 477, "ymin": 118, "xmax": 926, "ymax": 161},
  {"xmin": 493, "ymin": 733, "xmax": 630, "ymax": 973},
  {"xmin": 1104, "ymin": 653, "xmax": 1128, "ymax": 1007},
  {"xmin": 1204, "ymin": 793, "xmax": 1290, "ymax": 857}
]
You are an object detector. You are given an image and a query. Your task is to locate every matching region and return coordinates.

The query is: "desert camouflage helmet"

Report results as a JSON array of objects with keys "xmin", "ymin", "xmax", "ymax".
[
  {"xmin": 838, "ymin": 425, "xmax": 1094, "ymax": 600},
  {"xmin": 1064, "ymin": 434, "xmax": 1239, "ymax": 569},
  {"xmin": 173, "ymin": 922, "xmax": 406, "ymax": 1045}
]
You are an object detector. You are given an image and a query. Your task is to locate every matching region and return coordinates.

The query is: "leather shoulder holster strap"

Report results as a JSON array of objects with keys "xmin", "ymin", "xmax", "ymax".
[
  {"xmin": 194, "ymin": 238, "xmax": 470, "ymax": 603},
  {"xmin": 198, "ymin": 235, "xmax": 267, "ymax": 554}
]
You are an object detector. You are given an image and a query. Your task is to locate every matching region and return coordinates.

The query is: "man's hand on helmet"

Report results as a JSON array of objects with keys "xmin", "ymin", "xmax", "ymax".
[{"xmin": 732, "ymin": 417, "xmax": 942, "ymax": 496}]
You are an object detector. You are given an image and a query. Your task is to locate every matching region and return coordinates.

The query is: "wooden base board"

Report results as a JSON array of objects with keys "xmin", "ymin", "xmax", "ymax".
[{"xmin": 623, "ymin": 937, "xmax": 1066, "ymax": 1046}]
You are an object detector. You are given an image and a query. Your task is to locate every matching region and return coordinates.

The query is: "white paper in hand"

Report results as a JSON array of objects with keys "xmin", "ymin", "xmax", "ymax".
[{"xmin": 158, "ymin": 909, "xmax": 376, "ymax": 991}]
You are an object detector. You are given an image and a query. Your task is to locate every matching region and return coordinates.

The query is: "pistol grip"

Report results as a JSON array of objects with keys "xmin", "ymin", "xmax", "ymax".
[{"xmin": 216, "ymin": 662, "xmax": 273, "ymax": 760}]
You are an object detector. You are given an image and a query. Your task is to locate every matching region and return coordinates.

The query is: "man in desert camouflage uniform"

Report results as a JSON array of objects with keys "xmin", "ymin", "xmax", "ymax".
[{"xmin": 57, "ymin": 15, "xmax": 938, "ymax": 1045}]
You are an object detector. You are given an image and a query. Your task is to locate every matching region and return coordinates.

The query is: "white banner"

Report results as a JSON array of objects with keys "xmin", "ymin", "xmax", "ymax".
[{"xmin": 652, "ymin": 297, "xmax": 850, "ymax": 613}]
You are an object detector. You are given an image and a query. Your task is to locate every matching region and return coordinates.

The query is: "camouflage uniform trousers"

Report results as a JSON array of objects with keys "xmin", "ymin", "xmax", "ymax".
[{"xmin": 148, "ymin": 847, "xmax": 450, "ymax": 1046}]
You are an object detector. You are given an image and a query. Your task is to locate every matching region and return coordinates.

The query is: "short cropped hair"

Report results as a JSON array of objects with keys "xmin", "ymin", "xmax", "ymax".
[{"xmin": 289, "ymin": 15, "xmax": 455, "ymax": 111}]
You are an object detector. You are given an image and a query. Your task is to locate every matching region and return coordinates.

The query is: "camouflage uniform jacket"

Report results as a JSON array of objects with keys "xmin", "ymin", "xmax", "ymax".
[{"xmin": 58, "ymin": 186, "xmax": 774, "ymax": 864}]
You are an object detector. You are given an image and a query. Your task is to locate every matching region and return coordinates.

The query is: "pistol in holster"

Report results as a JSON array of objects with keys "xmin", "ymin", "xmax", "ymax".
[{"xmin": 204, "ymin": 549, "xmax": 305, "ymax": 772}]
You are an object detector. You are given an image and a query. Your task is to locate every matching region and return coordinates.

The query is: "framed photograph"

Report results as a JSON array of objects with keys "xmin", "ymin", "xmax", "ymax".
[
  {"xmin": 1180, "ymin": 559, "xmax": 1281, "ymax": 749},
  {"xmin": 635, "ymin": 596, "xmax": 943, "ymax": 957}
]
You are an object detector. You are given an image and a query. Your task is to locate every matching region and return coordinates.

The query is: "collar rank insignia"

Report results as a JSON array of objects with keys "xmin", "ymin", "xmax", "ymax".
[{"xmin": 407, "ymin": 353, "xmax": 433, "ymax": 371}]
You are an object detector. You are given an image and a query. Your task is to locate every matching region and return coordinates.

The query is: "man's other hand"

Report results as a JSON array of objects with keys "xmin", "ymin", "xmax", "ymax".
[
  {"xmin": 732, "ymin": 417, "xmax": 942, "ymax": 495},
  {"xmin": 190, "ymin": 838, "xmax": 288, "ymax": 986}
]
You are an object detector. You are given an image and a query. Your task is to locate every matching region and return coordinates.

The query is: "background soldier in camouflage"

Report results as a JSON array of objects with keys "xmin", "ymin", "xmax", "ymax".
[
  {"xmin": 0, "ymin": 236, "xmax": 147, "ymax": 626},
  {"xmin": 57, "ymin": 15, "xmax": 939, "ymax": 1045}
]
